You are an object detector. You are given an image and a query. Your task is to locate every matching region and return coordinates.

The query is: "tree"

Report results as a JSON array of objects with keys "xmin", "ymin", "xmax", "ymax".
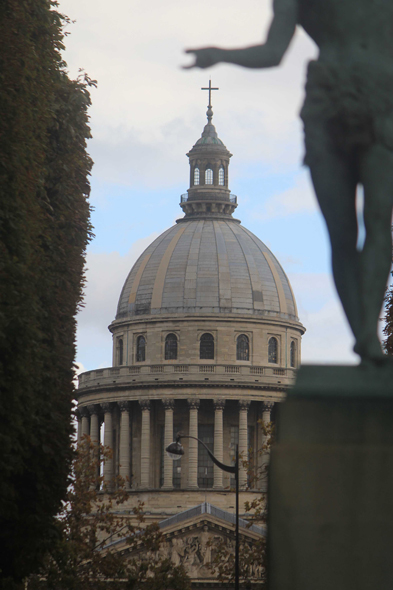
[
  {"xmin": 383, "ymin": 278, "xmax": 393, "ymax": 355},
  {"xmin": 209, "ymin": 421, "xmax": 274, "ymax": 589},
  {"xmin": 0, "ymin": 1, "xmax": 94, "ymax": 584},
  {"xmin": 27, "ymin": 438, "xmax": 191, "ymax": 590}
]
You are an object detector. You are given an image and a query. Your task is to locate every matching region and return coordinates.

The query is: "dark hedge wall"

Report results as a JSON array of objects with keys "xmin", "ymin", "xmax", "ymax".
[{"xmin": 0, "ymin": 1, "xmax": 94, "ymax": 585}]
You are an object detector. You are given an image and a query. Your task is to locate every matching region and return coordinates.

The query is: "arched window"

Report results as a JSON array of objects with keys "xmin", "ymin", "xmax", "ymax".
[
  {"xmin": 205, "ymin": 168, "xmax": 213, "ymax": 185},
  {"xmin": 165, "ymin": 333, "xmax": 178, "ymax": 360},
  {"xmin": 136, "ymin": 335, "xmax": 146, "ymax": 362},
  {"xmin": 290, "ymin": 340, "xmax": 296, "ymax": 368},
  {"xmin": 236, "ymin": 334, "xmax": 249, "ymax": 361},
  {"xmin": 118, "ymin": 338, "xmax": 124, "ymax": 365},
  {"xmin": 268, "ymin": 337, "xmax": 278, "ymax": 364},
  {"xmin": 194, "ymin": 167, "xmax": 200, "ymax": 185},
  {"xmin": 200, "ymin": 333, "xmax": 214, "ymax": 359},
  {"xmin": 218, "ymin": 166, "xmax": 225, "ymax": 186}
]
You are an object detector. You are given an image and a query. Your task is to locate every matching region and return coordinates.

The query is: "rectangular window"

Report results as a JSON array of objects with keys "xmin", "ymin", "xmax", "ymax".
[{"xmin": 198, "ymin": 424, "xmax": 214, "ymax": 488}]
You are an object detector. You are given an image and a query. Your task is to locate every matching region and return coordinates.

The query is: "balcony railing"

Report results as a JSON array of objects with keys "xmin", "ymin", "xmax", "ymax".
[
  {"xmin": 78, "ymin": 363, "xmax": 297, "ymax": 388},
  {"xmin": 180, "ymin": 193, "xmax": 238, "ymax": 204}
]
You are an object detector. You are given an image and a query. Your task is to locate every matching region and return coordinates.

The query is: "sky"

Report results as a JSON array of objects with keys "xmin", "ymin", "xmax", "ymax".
[{"xmin": 56, "ymin": 0, "xmax": 380, "ymax": 372}]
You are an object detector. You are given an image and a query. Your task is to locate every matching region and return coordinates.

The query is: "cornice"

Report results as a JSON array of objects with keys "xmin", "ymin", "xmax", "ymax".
[
  {"xmin": 76, "ymin": 379, "xmax": 288, "ymax": 400},
  {"xmin": 110, "ymin": 313, "xmax": 305, "ymax": 333}
]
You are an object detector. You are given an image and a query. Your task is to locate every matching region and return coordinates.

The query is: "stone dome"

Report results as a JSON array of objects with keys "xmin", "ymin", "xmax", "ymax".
[{"xmin": 116, "ymin": 218, "xmax": 298, "ymax": 321}]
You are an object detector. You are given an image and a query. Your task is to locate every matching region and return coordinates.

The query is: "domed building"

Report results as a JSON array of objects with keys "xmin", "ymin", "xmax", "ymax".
[{"xmin": 76, "ymin": 92, "xmax": 305, "ymax": 584}]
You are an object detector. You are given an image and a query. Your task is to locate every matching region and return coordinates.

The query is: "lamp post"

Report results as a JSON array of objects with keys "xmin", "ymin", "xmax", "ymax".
[{"xmin": 166, "ymin": 432, "xmax": 240, "ymax": 590}]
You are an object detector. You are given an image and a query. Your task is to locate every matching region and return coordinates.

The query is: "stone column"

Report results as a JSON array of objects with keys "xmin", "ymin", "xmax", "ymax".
[
  {"xmin": 239, "ymin": 400, "xmax": 250, "ymax": 489},
  {"xmin": 187, "ymin": 399, "xmax": 200, "ymax": 489},
  {"xmin": 102, "ymin": 402, "xmax": 114, "ymax": 489},
  {"xmin": 80, "ymin": 407, "xmax": 90, "ymax": 438},
  {"xmin": 76, "ymin": 410, "xmax": 82, "ymax": 444},
  {"xmin": 87, "ymin": 405, "xmax": 100, "ymax": 488},
  {"xmin": 119, "ymin": 401, "xmax": 131, "ymax": 486},
  {"xmin": 162, "ymin": 399, "xmax": 175, "ymax": 489},
  {"xmin": 259, "ymin": 402, "xmax": 274, "ymax": 491},
  {"xmin": 213, "ymin": 399, "xmax": 225, "ymax": 489},
  {"xmin": 88, "ymin": 405, "xmax": 100, "ymax": 446},
  {"xmin": 139, "ymin": 399, "xmax": 151, "ymax": 489}
]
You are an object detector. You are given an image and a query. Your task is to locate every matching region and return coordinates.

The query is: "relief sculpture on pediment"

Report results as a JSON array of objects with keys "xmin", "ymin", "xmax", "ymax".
[{"xmin": 164, "ymin": 527, "xmax": 228, "ymax": 579}]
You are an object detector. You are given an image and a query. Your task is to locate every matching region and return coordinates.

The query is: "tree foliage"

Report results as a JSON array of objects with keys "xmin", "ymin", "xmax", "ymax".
[
  {"xmin": 0, "ymin": 1, "xmax": 94, "ymax": 584},
  {"xmin": 27, "ymin": 439, "xmax": 191, "ymax": 590},
  {"xmin": 383, "ymin": 279, "xmax": 393, "ymax": 355}
]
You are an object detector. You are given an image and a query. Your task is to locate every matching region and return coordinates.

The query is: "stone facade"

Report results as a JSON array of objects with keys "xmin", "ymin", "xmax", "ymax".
[{"xmin": 76, "ymin": 100, "xmax": 305, "ymax": 586}]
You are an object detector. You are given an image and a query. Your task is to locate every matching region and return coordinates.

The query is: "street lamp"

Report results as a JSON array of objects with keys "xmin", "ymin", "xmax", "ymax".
[{"xmin": 166, "ymin": 432, "xmax": 240, "ymax": 590}]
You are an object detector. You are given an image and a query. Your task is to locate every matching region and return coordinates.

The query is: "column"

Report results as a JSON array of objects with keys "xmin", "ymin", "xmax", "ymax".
[
  {"xmin": 119, "ymin": 401, "xmax": 131, "ymax": 486},
  {"xmin": 81, "ymin": 407, "xmax": 90, "ymax": 438},
  {"xmin": 162, "ymin": 399, "xmax": 175, "ymax": 489},
  {"xmin": 102, "ymin": 402, "xmax": 114, "ymax": 489},
  {"xmin": 139, "ymin": 399, "xmax": 151, "ymax": 488},
  {"xmin": 238, "ymin": 400, "xmax": 250, "ymax": 489},
  {"xmin": 87, "ymin": 405, "xmax": 100, "ymax": 488},
  {"xmin": 213, "ymin": 399, "xmax": 225, "ymax": 489},
  {"xmin": 88, "ymin": 405, "xmax": 100, "ymax": 446},
  {"xmin": 259, "ymin": 402, "xmax": 274, "ymax": 491},
  {"xmin": 187, "ymin": 399, "xmax": 200, "ymax": 489},
  {"xmin": 76, "ymin": 410, "xmax": 82, "ymax": 444}
]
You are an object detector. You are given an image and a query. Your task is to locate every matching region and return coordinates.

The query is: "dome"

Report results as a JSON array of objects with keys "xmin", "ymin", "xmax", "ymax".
[{"xmin": 116, "ymin": 218, "xmax": 298, "ymax": 321}]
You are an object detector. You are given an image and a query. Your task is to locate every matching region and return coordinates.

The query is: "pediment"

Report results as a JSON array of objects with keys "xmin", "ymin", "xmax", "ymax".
[{"xmin": 113, "ymin": 505, "xmax": 265, "ymax": 584}]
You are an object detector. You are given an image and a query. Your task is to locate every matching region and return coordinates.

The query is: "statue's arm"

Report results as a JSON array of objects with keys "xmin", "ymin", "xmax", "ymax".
[{"xmin": 184, "ymin": 0, "xmax": 298, "ymax": 69}]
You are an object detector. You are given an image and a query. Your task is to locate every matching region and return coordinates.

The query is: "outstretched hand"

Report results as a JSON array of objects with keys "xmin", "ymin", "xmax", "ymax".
[{"xmin": 183, "ymin": 47, "xmax": 222, "ymax": 69}]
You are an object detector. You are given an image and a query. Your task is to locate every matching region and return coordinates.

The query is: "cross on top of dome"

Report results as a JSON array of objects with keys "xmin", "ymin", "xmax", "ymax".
[{"xmin": 201, "ymin": 79, "xmax": 219, "ymax": 123}]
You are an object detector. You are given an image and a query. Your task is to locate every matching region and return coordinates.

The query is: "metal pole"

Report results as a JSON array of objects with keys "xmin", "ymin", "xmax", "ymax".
[{"xmin": 235, "ymin": 444, "xmax": 239, "ymax": 590}]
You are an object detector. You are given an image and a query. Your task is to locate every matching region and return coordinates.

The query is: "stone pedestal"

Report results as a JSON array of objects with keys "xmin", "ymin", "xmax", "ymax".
[{"xmin": 268, "ymin": 364, "xmax": 393, "ymax": 590}]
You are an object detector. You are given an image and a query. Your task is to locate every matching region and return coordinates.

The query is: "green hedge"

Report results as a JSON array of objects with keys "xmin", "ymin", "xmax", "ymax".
[{"xmin": 0, "ymin": 1, "xmax": 94, "ymax": 584}]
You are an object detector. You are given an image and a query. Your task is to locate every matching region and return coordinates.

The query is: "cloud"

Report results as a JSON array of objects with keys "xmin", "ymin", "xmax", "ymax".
[
  {"xmin": 288, "ymin": 272, "xmax": 358, "ymax": 364},
  {"xmin": 250, "ymin": 169, "xmax": 317, "ymax": 221},
  {"xmin": 73, "ymin": 362, "xmax": 86, "ymax": 389},
  {"xmin": 76, "ymin": 233, "xmax": 159, "ymax": 370},
  {"xmin": 59, "ymin": 0, "xmax": 317, "ymax": 189},
  {"xmin": 60, "ymin": 0, "xmax": 352, "ymax": 372}
]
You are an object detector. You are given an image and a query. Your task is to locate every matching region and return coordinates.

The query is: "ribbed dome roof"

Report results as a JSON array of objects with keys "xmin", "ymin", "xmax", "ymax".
[
  {"xmin": 193, "ymin": 121, "xmax": 225, "ymax": 147},
  {"xmin": 116, "ymin": 219, "xmax": 298, "ymax": 321}
]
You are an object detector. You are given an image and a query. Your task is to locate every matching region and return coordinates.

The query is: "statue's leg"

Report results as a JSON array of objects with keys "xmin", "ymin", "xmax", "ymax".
[
  {"xmin": 356, "ymin": 144, "xmax": 393, "ymax": 360},
  {"xmin": 307, "ymin": 149, "xmax": 362, "ymax": 343}
]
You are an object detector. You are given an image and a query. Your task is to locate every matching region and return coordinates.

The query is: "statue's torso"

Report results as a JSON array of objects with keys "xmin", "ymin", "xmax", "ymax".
[{"xmin": 298, "ymin": 0, "xmax": 393, "ymax": 68}]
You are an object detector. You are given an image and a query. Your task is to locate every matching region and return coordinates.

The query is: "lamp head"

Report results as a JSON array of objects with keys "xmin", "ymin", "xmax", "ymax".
[{"xmin": 166, "ymin": 438, "xmax": 184, "ymax": 461}]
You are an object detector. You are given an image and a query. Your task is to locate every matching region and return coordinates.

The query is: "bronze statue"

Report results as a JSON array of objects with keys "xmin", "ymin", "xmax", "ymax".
[{"xmin": 185, "ymin": 0, "xmax": 393, "ymax": 364}]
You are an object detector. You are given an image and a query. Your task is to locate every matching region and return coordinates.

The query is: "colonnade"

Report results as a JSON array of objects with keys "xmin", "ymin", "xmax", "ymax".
[{"xmin": 77, "ymin": 398, "xmax": 274, "ymax": 490}]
